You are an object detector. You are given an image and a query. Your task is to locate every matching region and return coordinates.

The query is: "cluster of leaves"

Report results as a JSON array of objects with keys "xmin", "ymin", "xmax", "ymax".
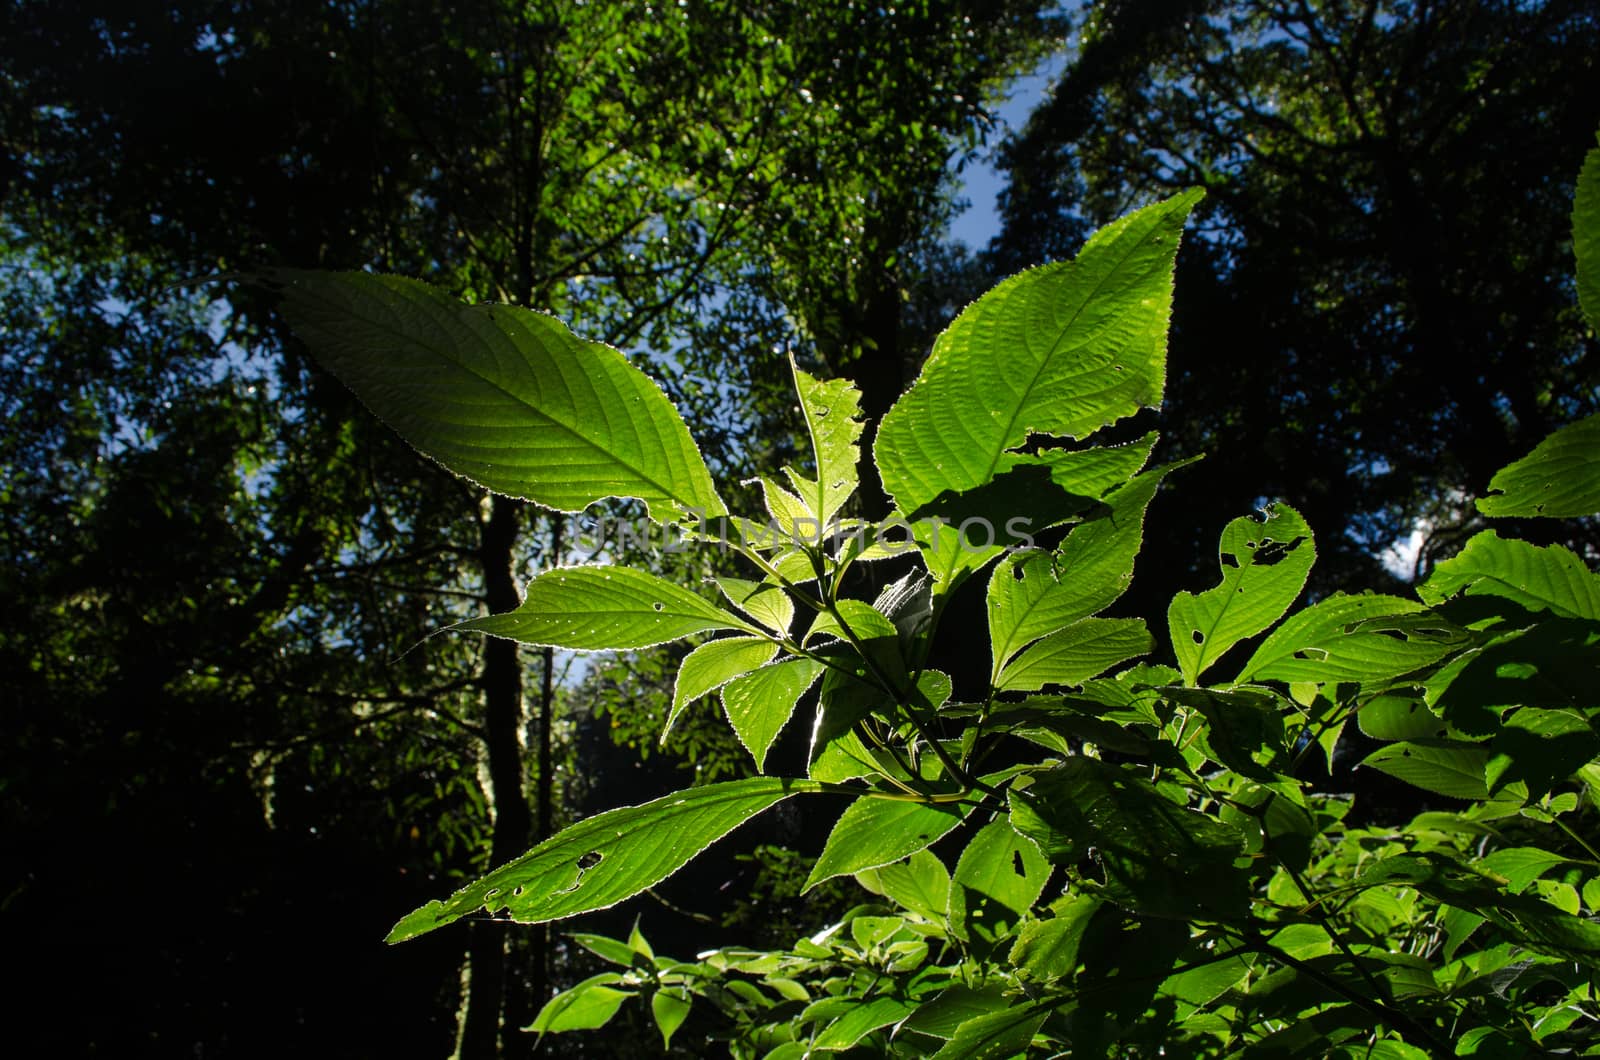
[{"xmin": 270, "ymin": 134, "xmax": 1600, "ymax": 1056}]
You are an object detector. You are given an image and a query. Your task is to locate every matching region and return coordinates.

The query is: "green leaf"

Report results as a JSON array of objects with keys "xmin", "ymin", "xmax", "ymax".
[
  {"xmin": 1573, "ymin": 134, "xmax": 1600, "ymax": 332},
  {"xmin": 987, "ymin": 467, "xmax": 1169, "ymax": 677},
  {"xmin": 899, "ymin": 986, "xmax": 1009, "ymax": 1040},
  {"xmin": 721, "ymin": 657, "xmax": 826, "ymax": 771},
  {"xmin": 811, "ymin": 996, "xmax": 915, "ymax": 1051},
  {"xmin": 783, "ymin": 362, "xmax": 864, "ymax": 528},
  {"xmin": 910, "ymin": 437, "xmax": 1157, "ymax": 589},
  {"xmin": 1237, "ymin": 592, "xmax": 1462, "ymax": 684},
  {"xmin": 1427, "ymin": 620, "xmax": 1600, "ymax": 734},
  {"xmin": 806, "ymin": 796, "xmax": 969, "ymax": 890},
  {"xmin": 568, "ymin": 933, "xmax": 638, "ymax": 968},
  {"xmin": 1475, "ymin": 413, "xmax": 1600, "ymax": 519},
  {"xmin": 1478, "ymin": 847, "xmax": 1572, "ymax": 894},
  {"xmin": 715, "ymin": 575, "xmax": 795, "ymax": 633},
  {"xmin": 268, "ymin": 270, "xmax": 724, "ymax": 519},
  {"xmin": 388, "ymin": 777, "xmax": 825, "ymax": 940},
  {"xmin": 1008, "ymin": 896, "xmax": 1100, "ymax": 983},
  {"xmin": 527, "ymin": 973, "xmax": 632, "ymax": 1033},
  {"xmin": 929, "ymin": 1005, "xmax": 1048, "ymax": 1060},
  {"xmin": 875, "ymin": 190, "xmax": 1202, "ymax": 520},
  {"xmin": 1362, "ymin": 740, "xmax": 1489, "ymax": 800},
  {"xmin": 1009, "ymin": 758, "xmax": 1247, "ymax": 919},
  {"xmin": 994, "ymin": 617, "xmax": 1153, "ymax": 692},
  {"xmin": 650, "ymin": 988, "xmax": 691, "ymax": 1049},
  {"xmin": 870, "ymin": 849, "xmax": 951, "ymax": 922},
  {"xmin": 1167, "ymin": 504, "xmax": 1315, "ymax": 686},
  {"xmin": 1418, "ymin": 531, "xmax": 1600, "ymax": 620},
  {"xmin": 664, "ymin": 636, "xmax": 777, "ymax": 740},
  {"xmin": 952, "ymin": 817, "xmax": 1051, "ymax": 918},
  {"xmin": 458, "ymin": 565, "xmax": 754, "ymax": 650},
  {"xmin": 1357, "ymin": 696, "xmax": 1462, "ymax": 743},
  {"xmin": 1486, "ymin": 707, "xmax": 1600, "ymax": 797},
  {"xmin": 1164, "ymin": 686, "xmax": 1288, "ymax": 780}
]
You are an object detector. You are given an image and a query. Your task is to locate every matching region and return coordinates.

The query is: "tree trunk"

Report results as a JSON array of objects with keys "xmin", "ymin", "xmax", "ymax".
[{"xmin": 457, "ymin": 494, "xmax": 530, "ymax": 1060}]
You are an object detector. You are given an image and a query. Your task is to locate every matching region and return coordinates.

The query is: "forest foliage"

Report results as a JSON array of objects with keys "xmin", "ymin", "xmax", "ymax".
[
  {"xmin": 264, "ymin": 136, "xmax": 1600, "ymax": 1055},
  {"xmin": 3, "ymin": 1, "xmax": 1599, "ymax": 1055}
]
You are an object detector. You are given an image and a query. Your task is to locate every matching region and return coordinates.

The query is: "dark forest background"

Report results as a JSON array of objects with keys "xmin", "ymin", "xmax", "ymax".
[{"xmin": 2, "ymin": 0, "xmax": 1596, "ymax": 1054}]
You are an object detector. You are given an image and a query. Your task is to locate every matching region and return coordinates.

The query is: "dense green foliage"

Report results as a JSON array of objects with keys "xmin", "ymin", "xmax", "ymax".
[
  {"xmin": 996, "ymin": 0, "xmax": 1600, "ymax": 594},
  {"xmin": 272, "ymin": 136, "xmax": 1600, "ymax": 1055}
]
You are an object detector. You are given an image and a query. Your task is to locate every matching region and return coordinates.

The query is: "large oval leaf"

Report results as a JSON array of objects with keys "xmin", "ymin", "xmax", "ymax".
[
  {"xmin": 388, "ymin": 777, "xmax": 826, "ymax": 941},
  {"xmin": 268, "ymin": 269, "xmax": 724, "ymax": 519},
  {"xmin": 457, "ymin": 565, "xmax": 755, "ymax": 650},
  {"xmin": 874, "ymin": 190, "xmax": 1202, "ymax": 520}
]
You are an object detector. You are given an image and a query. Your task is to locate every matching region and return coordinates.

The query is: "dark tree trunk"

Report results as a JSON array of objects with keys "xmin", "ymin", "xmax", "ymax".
[{"xmin": 458, "ymin": 494, "xmax": 530, "ymax": 1060}]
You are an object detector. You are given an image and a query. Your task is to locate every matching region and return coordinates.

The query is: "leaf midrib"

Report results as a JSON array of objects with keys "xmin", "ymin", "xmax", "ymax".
[{"xmin": 331, "ymin": 288, "xmax": 703, "ymax": 511}]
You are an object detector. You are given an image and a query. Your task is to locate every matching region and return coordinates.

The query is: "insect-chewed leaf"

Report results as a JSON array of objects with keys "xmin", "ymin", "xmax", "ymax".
[
  {"xmin": 874, "ymin": 189, "xmax": 1202, "ymax": 522},
  {"xmin": 265, "ymin": 270, "xmax": 724, "ymax": 520},
  {"xmin": 664, "ymin": 636, "xmax": 777, "ymax": 741},
  {"xmin": 1237, "ymin": 592, "xmax": 1465, "ymax": 684},
  {"xmin": 721, "ymin": 657, "xmax": 826, "ymax": 771},
  {"xmin": 1167, "ymin": 504, "xmax": 1315, "ymax": 686},
  {"xmin": 387, "ymin": 777, "xmax": 826, "ymax": 941},
  {"xmin": 783, "ymin": 363, "xmax": 864, "ymax": 528},
  {"xmin": 457, "ymin": 565, "xmax": 755, "ymax": 650},
  {"xmin": 1419, "ymin": 531, "xmax": 1600, "ymax": 620},
  {"xmin": 1475, "ymin": 413, "xmax": 1600, "ymax": 519}
]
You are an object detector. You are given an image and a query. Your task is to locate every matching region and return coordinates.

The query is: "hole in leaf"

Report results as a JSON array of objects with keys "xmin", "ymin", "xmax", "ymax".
[
  {"xmin": 1012, "ymin": 850, "xmax": 1026, "ymax": 877},
  {"xmin": 1192, "ymin": 631, "xmax": 1205, "ymax": 644},
  {"xmin": 1253, "ymin": 536, "xmax": 1307, "ymax": 566},
  {"xmin": 652, "ymin": 602, "xmax": 665, "ymax": 612},
  {"xmin": 1220, "ymin": 553, "xmax": 1240, "ymax": 569},
  {"xmin": 578, "ymin": 851, "xmax": 603, "ymax": 870}
]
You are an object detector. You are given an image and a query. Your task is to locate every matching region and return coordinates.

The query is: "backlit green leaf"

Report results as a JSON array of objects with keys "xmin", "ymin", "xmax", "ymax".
[
  {"xmin": 806, "ymin": 796, "xmax": 969, "ymax": 890},
  {"xmin": 1238, "ymin": 592, "xmax": 1462, "ymax": 684},
  {"xmin": 714, "ymin": 575, "xmax": 795, "ymax": 633},
  {"xmin": 388, "ymin": 777, "xmax": 825, "ymax": 940},
  {"xmin": 987, "ymin": 467, "xmax": 1169, "ymax": 677},
  {"xmin": 1418, "ymin": 531, "xmax": 1600, "ymax": 619},
  {"xmin": 268, "ymin": 270, "xmax": 723, "ymax": 519},
  {"xmin": 995, "ymin": 617, "xmax": 1152, "ymax": 692},
  {"xmin": 1475, "ymin": 413, "xmax": 1600, "ymax": 519},
  {"xmin": 664, "ymin": 636, "xmax": 777, "ymax": 740},
  {"xmin": 875, "ymin": 190, "xmax": 1202, "ymax": 520},
  {"xmin": 1168, "ymin": 504, "xmax": 1315, "ymax": 686},
  {"xmin": 721, "ymin": 656, "xmax": 826, "ymax": 771},
  {"xmin": 1574, "ymin": 134, "xmax": 1600, "ymax": 331},
  {"xmin": 953, "ymin": 817, "xmax": 1051, "ymax": 917},
  {"xmin": 1362, "ymin": 740, "xmax": 1489, "ymax": 800},
  {"xmin": 458, "ymin": 565, "xmax": 755, "ymax": 649},
  {"xmin": 783, "ymin": 363, "xmax": 864, "ymax": 528},
  {"xmin": 1009, "ymin": 758, "xmax": 1247, "ymax": 920},
  {"xmin": 527, "ymin": 974, "xmax": 632, "ymax": 1034}
]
